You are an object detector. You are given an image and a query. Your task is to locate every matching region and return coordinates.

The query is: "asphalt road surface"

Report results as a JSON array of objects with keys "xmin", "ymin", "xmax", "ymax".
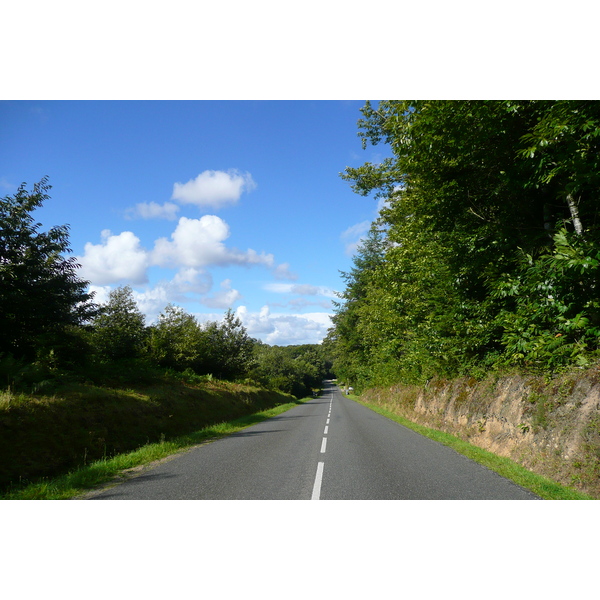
[{"xmin": 89, "ymin": 381, "xmax": 540, "ymax": 500}]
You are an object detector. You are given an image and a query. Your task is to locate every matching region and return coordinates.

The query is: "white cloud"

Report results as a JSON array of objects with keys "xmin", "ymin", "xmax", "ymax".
[
  {"xmin": 236, "ymin": 305, "xmax": 333, "ymax": 345},
  {"xmin": 152, "ymin": 215, "xmax": 275, "ymax": 270},
  {"xmin": 171, "ymin": 267, "xmax": 213, "ymax": 295},
  {"xmin": 264, "ymin": 282, "xmax": 336, "ymax": 298},
  {"xmin": 125, "ymin": 201, "xmax": 179, "ymax": 221},
  {"xmin": 136, "ymin": 267, "xmax": 214, "ymax": 315},
  {"xmin": 201, "ymin": 279, "xmax": 242, "ymax": 309},
  {"xmin": 79, "ymin": 213, "xmax": 289, "ymax": 296},
  {"xmin": 88, "ymin": 284, "xmax": 112, "ymax": 305},
  {"xmin": 171, "ymin": 169, "xmax": 256, "ymax": 209},
  {"xmin": 77, "ymin": 229, "xmax": 149, "ymax": 285}
]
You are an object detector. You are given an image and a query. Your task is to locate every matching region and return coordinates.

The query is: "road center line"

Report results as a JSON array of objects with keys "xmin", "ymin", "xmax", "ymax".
[
  {"xmin": 320, "ymin": 437, "xmax": 327, "ymax": 453},
  {"xmin": 324, "ymin": 425, "xmax": 329, "ymax": 434},
  {"xmin": 311, "ymin": 462, "xmax": 324, "ymax": 500}
]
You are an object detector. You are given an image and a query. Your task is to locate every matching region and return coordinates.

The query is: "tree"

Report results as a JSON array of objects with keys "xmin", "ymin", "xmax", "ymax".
[
  {"xmin": 249, "ymin": 342, "xmax": 329, "ymax": 398},
  {"xmin": 518, "ymin": 100, "xmax": 600, "ymax": 237},
  {"xmin": 148, "ymin": 304, "xmax": 205, "ymax": 371},
  {"xmin": 332, "ymin": 101, "xmax": 600, "ymax": 384},
  {"xmin": 203, "ymin": 309, "xmax": 255, "ymax": 380},
  {"xmin": 329, "ymin": 224, "xmax": 389, "ymax": 388},
  {"xmin": 92, "ymin": 286, "xmax": 146, "ymax": 361},
  {"xmin": 0, "ymin": 178, "xmax": 97, "ymax": 359}
]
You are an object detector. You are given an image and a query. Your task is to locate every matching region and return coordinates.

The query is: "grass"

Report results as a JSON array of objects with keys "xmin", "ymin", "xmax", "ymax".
[
  {"xmin": 351, "ymin": 395, "xmax": 594, "ymax": 500},
  {"xmin": 0, "ymin": 365, "xmax": 304, "ymax": 494},
  {"xmin": 1, "ymin": 399, "xmax": 307, "ymax": 500}
]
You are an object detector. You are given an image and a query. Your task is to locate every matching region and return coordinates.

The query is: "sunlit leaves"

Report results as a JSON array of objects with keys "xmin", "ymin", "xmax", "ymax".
[{"xmin": 331, "ymin": 100, "xmax": 600, "ymax": 385}]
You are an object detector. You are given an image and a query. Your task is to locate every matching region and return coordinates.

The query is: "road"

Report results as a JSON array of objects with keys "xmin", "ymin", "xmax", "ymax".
[{"xmin": 89, "ymin": 381, "xmax": 540, "ymax": 500}]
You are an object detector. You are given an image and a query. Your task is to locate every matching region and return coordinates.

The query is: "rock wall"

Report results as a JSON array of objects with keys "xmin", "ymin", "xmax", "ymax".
[{"xmin": 361, "ymin": 369, "xmax": 600, "ymax": 498}]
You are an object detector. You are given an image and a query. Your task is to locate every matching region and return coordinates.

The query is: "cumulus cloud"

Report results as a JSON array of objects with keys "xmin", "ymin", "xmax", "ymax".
[
  {"xmin": 125, "ymin": 201, "xmax": 179, "ymax": 221},
  {"xmin": 152, "ymin": 215, "xmax": 275, "ymax": 269},
  {"xmin": 78, "ymin": 213, "xmax": 288, "ymax": 291},
  {"xmin": 235, "ymin": 305, "xmax": 333, "ymax": 345},
  {"xmin": 201, "ymin": 279, "xmax": 242, "ymax": 309},
  {"xmin": 171, "ymin": 169, "xmax": 256, "ymax": 209},
  {"xmin": 170, "ymin": 267, "xmax": 213, "ymax": 295},
  {"xmin": 77, "ymin": 230, "xmax": 150, "ymax": 285}
]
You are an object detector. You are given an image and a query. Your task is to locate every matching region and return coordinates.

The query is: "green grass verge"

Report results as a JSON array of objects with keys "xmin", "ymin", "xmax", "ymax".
[
  {"xmin": 351, "ymin": 395, "xmax": 593, "ymax": 500},
  {"xmin": 1, "ymin": 399, "xmax": 308, "ymax": 500}
]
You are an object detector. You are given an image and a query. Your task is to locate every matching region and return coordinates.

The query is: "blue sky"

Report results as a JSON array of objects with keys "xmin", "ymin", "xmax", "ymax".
[{"xmin": 1, "ymin": 100, "xmax": 390, "ymax": 345}]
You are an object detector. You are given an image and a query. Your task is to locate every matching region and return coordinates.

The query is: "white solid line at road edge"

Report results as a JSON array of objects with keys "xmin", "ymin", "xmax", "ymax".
[{"xmin": 311, "ymin": 462, "xmax": 325, "ymax": 500}]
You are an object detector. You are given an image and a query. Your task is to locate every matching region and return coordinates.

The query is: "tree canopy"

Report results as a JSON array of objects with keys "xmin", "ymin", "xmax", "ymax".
[
  {"xmin": 329, "ymin": 101, "xmax": 600, "ymax": 390},
  {"xmin": 0, "ymin": 178, "xmax": 97, "ymax": 360}
]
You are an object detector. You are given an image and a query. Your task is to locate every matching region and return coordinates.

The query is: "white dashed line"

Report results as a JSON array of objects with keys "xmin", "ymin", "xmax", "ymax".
[
  {"xmin": 311, "ymin": 392, "xmax": 333, "ymax": 499},
  {"xmin": 311, "ymin": 462, "xmax": 324, "ymax": 500}
]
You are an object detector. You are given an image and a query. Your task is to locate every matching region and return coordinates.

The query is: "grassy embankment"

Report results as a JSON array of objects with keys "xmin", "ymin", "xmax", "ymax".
[
  {"xmin": 0, "ymin": 366, "xmax": 307, "ymax": 500},
  {"xmin": 345, "ymin": 391, "xmax": 593, "ymax": 500}
]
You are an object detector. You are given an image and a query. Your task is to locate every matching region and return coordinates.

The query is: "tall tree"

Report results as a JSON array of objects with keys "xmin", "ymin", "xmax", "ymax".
[
  {"xmin": 148, "ymin": 304, "xmax": 205, "ymax": 371},
  {"xmin": 92, "ymin": 286, "xmax": 146, "ymax": 361},
  {"xmin": 203, "ymin": 309, "xmax": 255, "ymax": 380},
  {"xmin": 0, "ymin": 178, "xmax": 97, "ymax": 359},
  {"xmin": 332, "ymin": 101, "xmax": 600, "ymax": 384}
]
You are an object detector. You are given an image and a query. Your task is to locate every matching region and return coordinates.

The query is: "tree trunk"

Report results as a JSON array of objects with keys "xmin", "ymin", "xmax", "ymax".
[{"xmin": 566, "ymin": 193, "xmax": 583, "ymax": 235}]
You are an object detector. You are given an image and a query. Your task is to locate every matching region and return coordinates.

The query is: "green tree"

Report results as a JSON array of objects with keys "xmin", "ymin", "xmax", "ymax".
[
  {"xmin": 333, "ymin": 101, "xmax": 600, "ymax": 384},
  {"xmin": 148, "ymin": 304, "xmax": 205, "ymax": 371},
  {"xmin": 328, "ymin": 224, "xmax": 388, "ymax": 388},
  {"xmin": 0, "ymin": 178, "xmax": 97, "ymax": 360},
  {"xmin": 92, "ymin": 286, "xmax": 146, "ymax": 361},
  {"xmin": 519, "ymin": 100, "xmax": 600, "ymax": 237},
  {"xmin": 203, "ymin": 309, "xmax": 254, "ymax": 380},
  {"xmin": 249, "ymin": 342, "xmax": 329, "ymax": 398}
]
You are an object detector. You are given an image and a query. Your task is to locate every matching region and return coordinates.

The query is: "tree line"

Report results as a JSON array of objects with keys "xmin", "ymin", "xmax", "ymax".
[
  {"xmin": 0, "ymin": 179, "xmax": 332, "ymax": 397},
  {"xmin": 327, "ymin": 100, "xmax": 600, "ymax": 391}
]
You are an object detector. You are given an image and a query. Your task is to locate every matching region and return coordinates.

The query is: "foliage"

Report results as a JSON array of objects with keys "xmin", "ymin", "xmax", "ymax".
[
  {"xmin": 92, "ymin": 285, "xmax": 147, "ymax": 361},
  {"xmin": 148, "ymin": 306, "xmax": 255, "ymax": 380},
  {"xmin": 491, "ymin": 227, "xmax": 600, "ymax": 369},
  {"xmin": 249, "ymin": 342, "xmax": 332, "ymax": 398},
  {"xmin": 329, "ymin": 101, "xmax": 600, "ymax": 388},
  {"xmin": 202, "ymin": 309, "xmax": 256, "ymax": 380},
  {"xmin": 0, "ymin": 178, "xmax": 97, "ymax": 360},
  {"xmin": 148, "ymin": 304, "xmax": 206, "ymax": 371}
]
